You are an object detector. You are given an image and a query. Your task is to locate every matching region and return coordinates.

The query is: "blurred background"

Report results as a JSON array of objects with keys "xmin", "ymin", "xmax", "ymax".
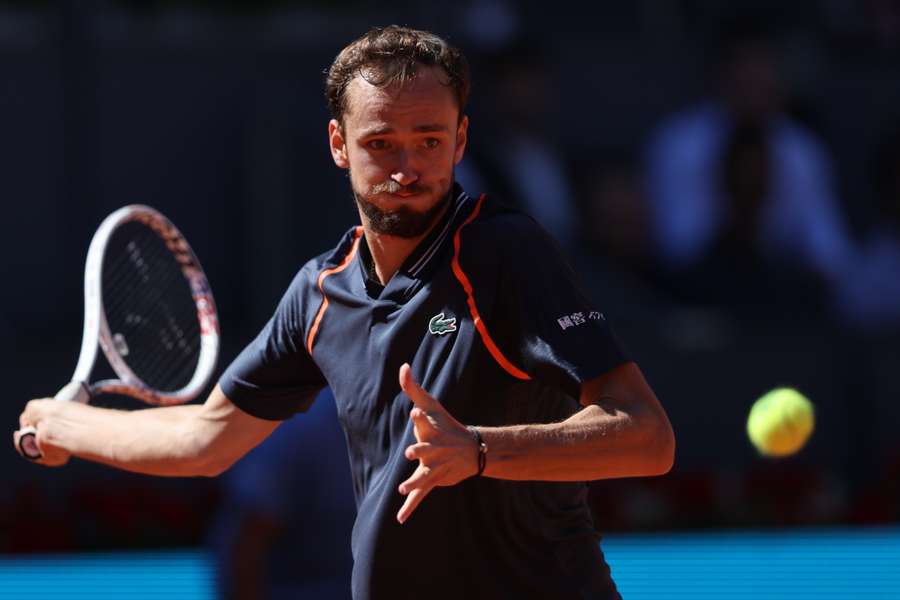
[{"xmin": 2, "ymin": 0, "xmax": 899, "ymax": 598}]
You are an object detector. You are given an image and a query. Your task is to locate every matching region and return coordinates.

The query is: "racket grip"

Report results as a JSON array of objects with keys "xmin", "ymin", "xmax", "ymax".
[
  {"xmin": 17, "ymin": 426, "xmax": 41, "ymax": 460},
  {"xmin": 17, "ymin": 382, "xmax": 89, "ymax": 461}
]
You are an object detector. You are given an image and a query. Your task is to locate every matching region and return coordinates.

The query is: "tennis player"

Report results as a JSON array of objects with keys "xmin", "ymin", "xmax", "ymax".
[{"xmin": 17, "ymin": 26, "xmax": 674, "ymax": 599}]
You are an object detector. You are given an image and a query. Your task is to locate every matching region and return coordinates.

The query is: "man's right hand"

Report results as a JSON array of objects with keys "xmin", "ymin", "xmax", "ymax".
[
  {"xmin": 14, "ymin": 399, "xmax": 72, "ymax": 467},
  {"xmin": 12, "ymin": 386, "xmax": 281, "ymax": 477}
]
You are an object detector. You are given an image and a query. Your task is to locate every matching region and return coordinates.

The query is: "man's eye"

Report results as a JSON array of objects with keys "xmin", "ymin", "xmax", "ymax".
[
  {"xmin": 423, "ymin": 138, "xmax": 440, "ymax": 149},
  {"xmin": 367, "ymin": 139, "xmax": 387, "ymax": 150}
]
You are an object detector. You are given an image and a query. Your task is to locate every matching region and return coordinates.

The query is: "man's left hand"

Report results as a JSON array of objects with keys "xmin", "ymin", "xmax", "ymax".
[{"xmin": 397, "ymin": 362, "xmax": 478, "ymax": 524}]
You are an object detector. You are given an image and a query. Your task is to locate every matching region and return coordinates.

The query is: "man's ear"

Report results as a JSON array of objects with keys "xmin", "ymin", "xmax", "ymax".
[
  {"xmin": 329, "ymin": 119, "xmax": 350, "ymax": 169},
  {"xmin": 453, "ymin": 115, "xmax": 469, "ymax": 165}
]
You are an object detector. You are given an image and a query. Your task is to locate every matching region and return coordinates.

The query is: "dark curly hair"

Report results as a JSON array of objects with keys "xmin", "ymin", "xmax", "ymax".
[{"xmin": 325, "ymin": 25, "xmax": 470, "ymax": 125}]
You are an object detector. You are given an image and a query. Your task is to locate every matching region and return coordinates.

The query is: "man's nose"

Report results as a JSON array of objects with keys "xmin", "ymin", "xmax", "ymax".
[{"xmin": 390, "ymin": 150, "xmax": 420, "ymax": 187}]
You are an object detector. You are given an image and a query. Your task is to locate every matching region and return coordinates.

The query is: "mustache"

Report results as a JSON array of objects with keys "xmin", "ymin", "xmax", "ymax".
[{"xmin": 369, "ymin": 180, "xmax": 430, "ymax": 195}]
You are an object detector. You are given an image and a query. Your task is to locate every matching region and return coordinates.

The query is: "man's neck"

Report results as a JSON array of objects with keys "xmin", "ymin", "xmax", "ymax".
[
  {"xmin": 363, "ymin": 230, "xmax": 422, "ymax": 285},
  {"xmin": 361, "ymin": 203, "xmax": 451, "ymax": 285}
]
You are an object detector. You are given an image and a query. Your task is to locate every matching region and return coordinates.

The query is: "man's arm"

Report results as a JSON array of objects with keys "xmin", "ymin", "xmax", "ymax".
[
  {"xmin": 472, "ymin": 362, "xmax": 674, "ymax": 480},
  {"xmin": 396, "ymin": 362, "xmax": 674, "ymax": 523},
  {"xmin": 13, "ymin": 385, "xmax": 280, "ymax": 477}
]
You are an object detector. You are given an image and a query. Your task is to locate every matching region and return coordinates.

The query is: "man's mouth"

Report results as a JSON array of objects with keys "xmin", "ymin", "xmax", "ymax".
[
  {"xmin": 391, "ymin": 190, "xmax": 422, "ymax": 198},
  {"xmin": 371, "ymin": 181, "xmax": 428, "ymax": 198}
]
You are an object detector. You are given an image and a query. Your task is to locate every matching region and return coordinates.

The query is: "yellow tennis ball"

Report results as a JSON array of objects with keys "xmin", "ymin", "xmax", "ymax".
[{"xmin": 747, "ymin": 388, "xmax": 815, "ymax": 457}]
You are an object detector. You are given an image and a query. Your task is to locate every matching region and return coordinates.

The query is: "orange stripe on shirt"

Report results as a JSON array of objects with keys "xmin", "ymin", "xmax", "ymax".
[
  {"xmin": 451, "ymin": 195, "xmax": 532, "ymax": 381},
  {"xmin": 307, "ymin": 227, "xmax": 363, "ymax": 356}
]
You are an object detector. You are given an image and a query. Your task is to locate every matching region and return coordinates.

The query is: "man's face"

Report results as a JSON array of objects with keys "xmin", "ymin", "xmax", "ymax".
[{"xmin": 328, "ymin": 65, "xmax": 468, "ymax": 238}]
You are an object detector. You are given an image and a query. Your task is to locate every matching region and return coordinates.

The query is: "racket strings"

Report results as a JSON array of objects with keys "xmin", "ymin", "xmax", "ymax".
[
  {"xmin": 131, "ymin": 323, "xmax": 201, "ymax": 392},
  {"xmin": 103, "ymin": 233, "xmax": 184, "ymax": 317},
  {"xmin": 104, "ymin": 249, "xmax": 200, "ymax": 387},
  {"xmin": 105, "ymin": 253, "xmax": 196, "ymax": 351},
  {"xmin": 102, "ymin": 223, "xmax": 202, "ymax": 392},
  {"xmin": 104, "ymin": 238, "xmax": 197, "ymax": 348},
  {"xmin": 109, "ymin": 237, "xmax": 199, "ymax": 355},
  {"xmin": 104, "ymin": 243, "xmax": 200, "ymax": 389}
]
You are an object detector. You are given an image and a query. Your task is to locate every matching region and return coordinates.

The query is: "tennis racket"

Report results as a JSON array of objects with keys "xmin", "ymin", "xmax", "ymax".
[{"xmin": 16, "ymin": 205, "xmax": 219, "ymax": 460}]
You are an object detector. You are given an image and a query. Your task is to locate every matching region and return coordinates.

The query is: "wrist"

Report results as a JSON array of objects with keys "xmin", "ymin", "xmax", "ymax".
[{"xmin": 467, "ymin": 425, "xmax": 488, "ymax": 477}]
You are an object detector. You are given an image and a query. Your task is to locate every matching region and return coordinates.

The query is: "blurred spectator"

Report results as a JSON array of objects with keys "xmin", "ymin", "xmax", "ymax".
[
  {"xmin": 835, "ymin": 127, "xmax": 900, "ymax": 332},
  {"xmin": 644, "ymin": 20, "xmax": 855, "ymax": 312},
  {"xmin": 210, "ymin": 388, "xmax": 355, "ymax": 600},
  {"xmin": 868, "ymin": 0, "xmax": 900, "ymax": 48},
  {"xmin": 582, "ymin": 157, "xmax": 651, "ymax": 270},
  {"xmin": 456, "ymin": 37, "xmax": 579, "ymax": 252},
  {"xmin": 575, "ymin": 155, "xmax": 670, "ymax": 321},
  {"xmin": 825, "ymin": 0, "xmax": 900, "ymax": 50},
  {"xmin": 458, "ymin": 0, "xmax": 521, "ymax": 52}
]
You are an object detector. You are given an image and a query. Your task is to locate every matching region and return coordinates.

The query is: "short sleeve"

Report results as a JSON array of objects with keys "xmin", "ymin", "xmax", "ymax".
[
  {"xmin": 219, "ymin": 267, "xmax": 327, "ymax": 420},
  {"xmin": 484, "ymin": 214, "xmax": 628, "ymax": 398}
]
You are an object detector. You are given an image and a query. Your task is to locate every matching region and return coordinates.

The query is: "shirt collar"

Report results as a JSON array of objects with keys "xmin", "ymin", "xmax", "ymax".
[
  {"xmin": 403, "ymin": 185, "xmax": 470, "ymax": 278},
  {"xmin": 357, "ymin": 184, "xmax": 472, "ymax": 292}
]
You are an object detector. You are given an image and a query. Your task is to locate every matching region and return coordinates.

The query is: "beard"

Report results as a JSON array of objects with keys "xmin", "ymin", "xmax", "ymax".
[{"xmin": 352, "ymin": 177, "xmax": 453, "ymax": 239}]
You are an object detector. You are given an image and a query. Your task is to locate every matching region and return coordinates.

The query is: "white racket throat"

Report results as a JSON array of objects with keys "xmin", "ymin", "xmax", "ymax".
[{"xmin": 55, "ymin": 381, "xmax": 90, "ymax": 404}]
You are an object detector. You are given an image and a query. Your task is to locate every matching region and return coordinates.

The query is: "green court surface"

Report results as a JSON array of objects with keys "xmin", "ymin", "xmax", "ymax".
[{"xmin": 1, "ymin": 527, "xmax": 898, "ymax": 599}]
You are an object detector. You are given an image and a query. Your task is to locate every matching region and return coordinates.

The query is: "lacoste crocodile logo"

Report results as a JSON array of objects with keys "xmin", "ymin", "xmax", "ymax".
[{"xmin": 428, "ymin": 312, "xmax": 457, "ymax": 336}]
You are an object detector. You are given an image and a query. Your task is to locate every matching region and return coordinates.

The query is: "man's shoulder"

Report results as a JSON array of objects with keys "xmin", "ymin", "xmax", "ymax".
[
  {"xmin": 297, "ymin": 225, "xmax": 362, "ymax": 272},
  {"xmin": 284, "ymin": 225, "xmax": 362, "ymax": 296},
  {"xmin": 460, "ymin": 196, "xmax": 567, "ymax": 269},
  {"xmin": 465, "ymin": 196, "xmax": 547, "ymax": 245}
]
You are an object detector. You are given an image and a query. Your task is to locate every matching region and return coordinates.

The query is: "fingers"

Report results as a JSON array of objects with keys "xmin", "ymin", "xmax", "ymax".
[
  {"xmin": 17, "ymin": 401, "xmax": 39, "ymax": 456},
  {"xmin": 399, "ymin": 463, "xmax": 432, "ymax": 494},
  {"xmin": 398, "ymin": 363, "xmax": 440, "ymax": 411},
  {"xmin": 404, "ymin": 441, "xmax": 436, "ymax": 462},
  {"xmin": 410, "ymin": 407, "xmax": 439, "ymax": 441},
  {"xmin": 13, "ymin": 426, "xmax": 39, "ymax": 460},
  {"xmin": 397, "ymin": 487, "xmax": 430, "ymax": 524},
  {"xmin": 14, "ymin": 400, "xmax": 71, "ymax": 466},
  {"xmin": 19, "ymin": 403, "xmax": 31, "ymax": 429},
  {"xmin": 17, "ymin": 401, "xmax": 37, "ymax": 457},
  {"xmin": 19, "ymin": 398, "xmax": 52, "ymax": 429},
  {"xmin": 397, "ymin": 462, "xmax": 440, "ymax": 525},
  {"xmin": 17, "ymin": 429, "xmax": 69, "ymax": 467},
  {"xmin": 397, "ymin": 473, "xmax": 434, "ymax": 525},
  {"xmin": 397, "ymin": 363, "xmax": 471, "ymax": 524}
]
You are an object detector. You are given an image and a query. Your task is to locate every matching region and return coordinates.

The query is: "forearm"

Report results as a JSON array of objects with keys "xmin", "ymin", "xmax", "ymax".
[
  {"xmin": 476, "ymin": 403, "xmax": 673, "ymax": 482},
  {"xmin": 38, "ymin": 402, "xmax": 217, "ymax": 477},
  {"xmin": 20, "ymin": 386, "xmax": 279, "ymax": 476},
  {"xmin": 396, "ymin": 361, "xmax": 675, "ymax": 523}
]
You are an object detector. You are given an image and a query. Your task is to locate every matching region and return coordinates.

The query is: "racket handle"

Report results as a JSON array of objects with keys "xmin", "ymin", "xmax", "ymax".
[
  {"xmin": 18, "ymin": 426, "xmax": 41, "ymax": 460},
  {"xmin": 17, "ymin": 382, "xmax": 89, "ymax": 461}
]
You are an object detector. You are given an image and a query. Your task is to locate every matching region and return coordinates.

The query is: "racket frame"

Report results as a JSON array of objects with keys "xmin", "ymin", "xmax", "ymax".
[
  {"xmin": 18, "ymin": 205, "xmax": 219, "ymax": 460},
  {"xmin": 76, "ymin": 204, "xmax": 220, "ymax": 405}
]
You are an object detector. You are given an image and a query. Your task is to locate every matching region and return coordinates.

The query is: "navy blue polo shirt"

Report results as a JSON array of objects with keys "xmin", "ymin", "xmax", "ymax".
[{"xmin": 220, "ymin": 185, "xmax": 628, "ymax": 600}]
